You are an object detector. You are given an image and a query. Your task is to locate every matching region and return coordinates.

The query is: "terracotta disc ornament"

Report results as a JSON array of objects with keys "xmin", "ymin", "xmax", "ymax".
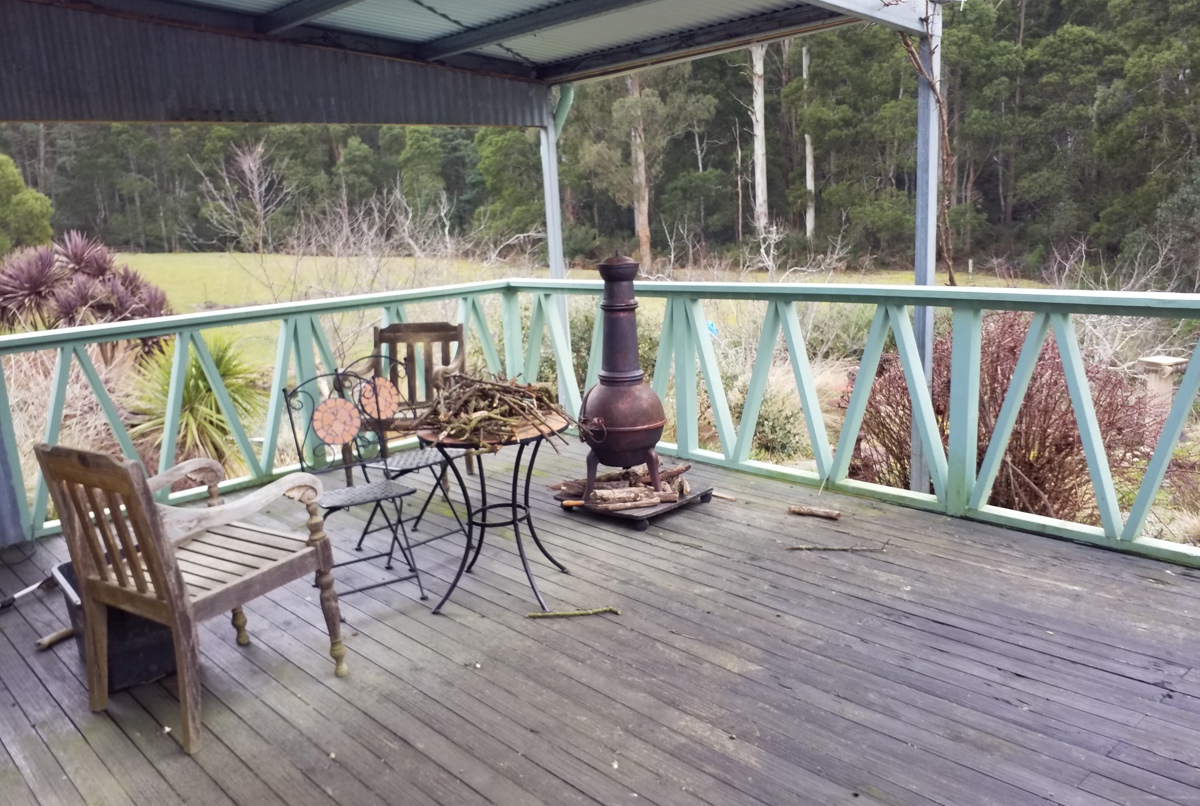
[
  {"xmin": 312, "ymin": 397, "xmax": 362, "ymax": 446},
  {"xmin": 359, "ymin": 377, "xmax": 401, "ymax": 420}
]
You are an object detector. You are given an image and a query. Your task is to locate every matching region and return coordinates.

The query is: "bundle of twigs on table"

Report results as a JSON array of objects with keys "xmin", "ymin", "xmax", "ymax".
[{"xmin": 411, "ymin": 373, "xmax": 574, "ymax": 449}]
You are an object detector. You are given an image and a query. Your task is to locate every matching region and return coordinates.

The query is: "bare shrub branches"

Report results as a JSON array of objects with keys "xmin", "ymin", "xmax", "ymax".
[
  {"xmin": 850, "ymin": 311, "xmax": 1166, "ymax": 525},
  {"xmin": 195, "ymin": 142, "xmax": 296, "ymax": 254}
]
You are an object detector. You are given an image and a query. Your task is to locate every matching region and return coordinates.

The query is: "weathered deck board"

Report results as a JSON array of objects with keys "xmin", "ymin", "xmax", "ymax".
[{"xmin": 2, "ymin": 440, "xmax": 1199, "ymax": 805}]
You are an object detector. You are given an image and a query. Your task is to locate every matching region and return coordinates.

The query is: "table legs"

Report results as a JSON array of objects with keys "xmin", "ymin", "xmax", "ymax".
[{"xmin": 431, "ymin": 438, "xmax": 567, "ymax": 615}]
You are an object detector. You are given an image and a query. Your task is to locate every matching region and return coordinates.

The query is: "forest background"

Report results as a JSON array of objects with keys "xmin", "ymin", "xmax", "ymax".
[{"xmin": 4, "ymin": 0, "xmax": 1199, "ymax": 288}]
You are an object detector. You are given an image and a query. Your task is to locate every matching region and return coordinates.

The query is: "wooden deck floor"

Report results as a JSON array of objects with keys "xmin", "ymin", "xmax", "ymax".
[{"xmin": 3, "ymin": 441, "xmax": 1200, "ymax": 805}]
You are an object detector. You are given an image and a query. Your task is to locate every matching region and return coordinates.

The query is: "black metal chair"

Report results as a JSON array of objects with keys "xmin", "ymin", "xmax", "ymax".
[{"xmin": 283, "ymin": 364, "xmax": 426, "ymax": 599}]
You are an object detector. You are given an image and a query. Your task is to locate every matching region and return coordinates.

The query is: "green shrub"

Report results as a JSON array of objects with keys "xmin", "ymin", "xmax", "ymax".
[{"xmin": 127, "ymin": 335, "xmax": 267, "ymax": 474}]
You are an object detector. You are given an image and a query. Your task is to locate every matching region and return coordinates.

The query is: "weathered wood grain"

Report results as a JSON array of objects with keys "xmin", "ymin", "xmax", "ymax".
[{"xmin": 3, "ymin": 440, "xmax": 1200, "ymax": 805}]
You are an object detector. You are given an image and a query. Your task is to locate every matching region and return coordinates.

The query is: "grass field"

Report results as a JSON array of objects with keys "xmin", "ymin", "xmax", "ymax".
[
  {"xmin": 121, "ymin": 252, "xmax": 1044, "ymax": 312},
  {"xmin": 118, "ymin": 252, "xmax": 1046, "ymax": 368},
  {"xmin": 118, "ymin": 253, "xmax": 509, "ymax": 366}
]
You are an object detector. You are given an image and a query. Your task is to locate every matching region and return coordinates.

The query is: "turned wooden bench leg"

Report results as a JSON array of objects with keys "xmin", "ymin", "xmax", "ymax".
[
  {"xmin": 317, "ymin": 568, "xmax": 348, "ymax": 677},
  {"xmin": 306, "ymin": 501, "xmax": 348, "ymax": 678},
  {"xmin": 231, "ymin": 607, "xmax": 250, "ymax": 646}
]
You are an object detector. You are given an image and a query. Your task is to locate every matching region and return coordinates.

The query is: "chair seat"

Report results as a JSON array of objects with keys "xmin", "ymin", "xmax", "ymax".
[
  {"xmin": 318, "ymin": 479, "xmax": 416, "ymax": 510},
  {"xmin": 366, "ymin": 446, "xmax": 465, "ymax": 473},
  {"xmin": 174, "ymin": 522, "xmax": 315, "ymax": 603}
]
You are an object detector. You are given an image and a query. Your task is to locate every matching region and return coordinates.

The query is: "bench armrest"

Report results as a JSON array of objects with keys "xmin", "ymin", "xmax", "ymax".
[
  {"xmin": 158, "ymin": 473, "xmax": 323, "ymax": 545},
  {"xmin": 147, "ymin": 458, "xmax": 225, "ymax": 494}
]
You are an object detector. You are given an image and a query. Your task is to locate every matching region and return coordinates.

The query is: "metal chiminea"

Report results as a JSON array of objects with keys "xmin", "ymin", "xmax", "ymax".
[{"xmin": 578, "ymin": 253, "xmax": 667, "ymax": 501}]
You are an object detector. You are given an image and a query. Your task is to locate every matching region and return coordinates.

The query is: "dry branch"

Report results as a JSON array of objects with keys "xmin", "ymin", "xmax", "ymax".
[
  {"xmin": 526, "ymin": 607, "xmax": 620, "ymax": 619},
  {"xmin": 787, "ymin": 505, "xmax": 842, "ymax": 521},
  {"xmin": 785, "ymin": 540, "xmax": 889, "ymax": 553}
]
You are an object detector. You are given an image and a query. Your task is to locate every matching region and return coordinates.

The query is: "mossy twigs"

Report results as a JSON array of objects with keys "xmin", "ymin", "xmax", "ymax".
[
  {"xmin": 526, "ymin": 606, "xmax": 620, "ymax": 619},
  {"xmin": 785, "ymin": 539, "xmax": 890, "ymax": 553}
]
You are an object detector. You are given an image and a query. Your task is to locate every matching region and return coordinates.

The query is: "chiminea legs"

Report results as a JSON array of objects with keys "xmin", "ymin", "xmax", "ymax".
[
  {"xmin": 581, "ymin": 448, "xmax": 662, "ymax": 503},
  {"xmin": 645, "ymin": 449, "xmax": 661, "ymax": 492},
  {"xmin": 582, "ymin": 451, "xmax": 601, "ymax": 503}
]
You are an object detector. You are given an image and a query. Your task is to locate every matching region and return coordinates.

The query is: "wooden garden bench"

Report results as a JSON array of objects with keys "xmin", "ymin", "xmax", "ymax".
[{"xmin": 34, "ymin": 444, "xmax": 347, "ymax": 754}]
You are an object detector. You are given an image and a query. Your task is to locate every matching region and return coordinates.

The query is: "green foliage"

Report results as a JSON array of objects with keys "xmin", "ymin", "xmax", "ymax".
[
  {"xmin": 399, "ymin": 127, "xmax": 445, "ymax": 213},
  {"xmin": 726, "ymin": 382, "xmax": 809, "ymax": 463},
  {"xmin": 474, "ymin": 128, "xmax": 543, "ymax": 237},
  {"xmin": 127, "ymin": 335, "xmax": 267, "ymax": 472},
  {"xmin": 0, "ymin": 154, "xmax": 52, "ymax": 254},
  {"xmin": 798, "ymin": 302, "xmax": 876, "ymax": 362}
]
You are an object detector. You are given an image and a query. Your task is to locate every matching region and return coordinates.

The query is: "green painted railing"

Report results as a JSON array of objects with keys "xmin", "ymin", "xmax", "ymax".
[{"xmin": 3, "ymin": 278, "xmax": 1200, "ymax": 568}]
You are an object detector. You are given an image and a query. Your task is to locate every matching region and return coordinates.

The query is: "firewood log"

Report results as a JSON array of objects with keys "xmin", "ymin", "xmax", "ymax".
[
  {"xmin": 590, "ymin": 487, "xmax": 667, "ymax": 504},
  {"xmin": 550, "ymin": 462, "xmax": 691, "ymax": 493},
  {"xmin": 588, "ymin": 499, "xmax": 662, "ymax": 511},
  {"xmin": 787, "ymin": 505, "xmax": 842, "ymax": 521}
]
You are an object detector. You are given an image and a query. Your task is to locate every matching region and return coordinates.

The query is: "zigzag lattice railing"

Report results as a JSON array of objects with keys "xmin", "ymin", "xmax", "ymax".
[{"xmin": 3, "ymin": 278, "xmax": 1200, "ymax": 568}]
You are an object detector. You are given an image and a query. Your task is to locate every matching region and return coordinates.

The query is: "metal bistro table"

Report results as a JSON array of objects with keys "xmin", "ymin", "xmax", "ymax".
[{"xmin": 417, "ymin": 413, "xmax": 570, "ymax": 614}]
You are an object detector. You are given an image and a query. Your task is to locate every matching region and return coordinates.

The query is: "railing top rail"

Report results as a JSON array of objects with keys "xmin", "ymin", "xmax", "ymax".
[
  {"xmin": 4, "ymin": 276, "xmax": 1200, "ymax": 354},
  {"xmin": 509, "ymin": 278, "xmax": 1200, "ymax": 316},
  {"xmin": 0, "ymin": 279, "xmax": 511, "ymax": 354}
]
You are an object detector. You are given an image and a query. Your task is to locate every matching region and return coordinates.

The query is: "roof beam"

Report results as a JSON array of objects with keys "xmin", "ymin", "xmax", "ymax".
[
  {"xmin": 537, "ymin": 5, "xmax": 849, "ymax": 82},
  {"xmin": 258, "ymin": 0, "xmax": 366, "ymax": 35},
  {"xmin": 416, "ymin": 0, "xmax": 655, "ymax": 61}
]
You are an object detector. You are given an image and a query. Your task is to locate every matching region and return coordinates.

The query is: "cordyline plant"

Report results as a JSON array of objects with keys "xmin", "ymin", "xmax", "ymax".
[
  {"xmin": 849, "ymin": 311, "xmax": 1169, "ymax": 526},
  {"xmin": 127, "ymin": 335, "xmax": 267, "ymax": 475},
  {"xmin": 0, "ymin": 231, "xmax": 171, "ymax": 336}
]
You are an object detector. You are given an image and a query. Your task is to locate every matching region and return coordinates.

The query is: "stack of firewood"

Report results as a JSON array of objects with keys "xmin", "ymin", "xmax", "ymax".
[{"xmin": 549, "ymin": 462, "xmax": 692, "ymax": 511}]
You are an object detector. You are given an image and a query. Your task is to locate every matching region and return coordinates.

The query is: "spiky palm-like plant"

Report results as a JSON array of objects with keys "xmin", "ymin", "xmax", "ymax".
[
  {"xmin": 54, "ymin": 229, "xmax": 115, "ymax": 277},
  {"xmin": 0, "ymin": 246, "xmax": 63, "ymax": 329},
  {"xmin": 0, "ymin": 231, "xmax": 172, "ymax": 334},
  {"xmin": 127, "ymin": 335, "xmax": 267, "ymax": 474}
]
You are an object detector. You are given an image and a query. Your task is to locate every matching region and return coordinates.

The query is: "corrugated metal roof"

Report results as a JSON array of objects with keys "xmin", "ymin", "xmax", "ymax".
[
  {"xmin": 180, "ymin": 0, "xmax": 288, "ymax": 16},
  {"xmin": 303, "ymin": 0, "xmax": 576, "ymax": 46},
  {"xmin": 2, "ymin": 0, "xmax": 549, "ymax": 125},
  {"xmin": 5, "ymin": 0, "xmax": 923, "ymax": 87},
  {"xmin": 490, "ymin": 0, "xmax": 813, "ymax": 64},
  {"xmin": 420, "ymin": 0, "xmax": 567, "ymax": 31},
  {"xmin": 318, "ymin": 0, "xmax": 460, "ymax": 43}
]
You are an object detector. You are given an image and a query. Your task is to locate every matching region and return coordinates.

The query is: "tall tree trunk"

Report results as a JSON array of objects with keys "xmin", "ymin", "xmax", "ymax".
[
  {"xmin": 803, "ymin": 44, "xmax": 815, "ymax": 241},
  {"xmin": 779, "ymin": 39, "xmax": 798, "ymax": 229},
  {"xmin": 733, "ymin": 124, "xmax": 744, "ymax": 242},
  {"xmin": 1005, "ymin": 0, "xmax": 1028, "ymax": 227},
  {"xmin": 627, "ymin": 74, "xmax": 652, "ymax": 266},
  {"xmin": 750, "ymin": 43, "xmax": 769, "ymax": 239}
]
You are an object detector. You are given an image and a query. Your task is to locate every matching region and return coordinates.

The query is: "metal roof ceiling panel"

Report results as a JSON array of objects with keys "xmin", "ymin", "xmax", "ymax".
[
  {"xmin": 418, "ymin": 0, "xmax": 568, "ymax": 30},
  {"xmin": 317, "ymin": 0, "xmax": 463, "ymax": 42},
  {"xmin": 3, "ymin": 0, "xmax": 926, "ymax": 90},
  {"xmin": 497, "ymin": 0, "xmax": 824, "ymax": 62},
  {"xmin": 177, "ymin": 0, "xmax": 285, "ymax": 16}
]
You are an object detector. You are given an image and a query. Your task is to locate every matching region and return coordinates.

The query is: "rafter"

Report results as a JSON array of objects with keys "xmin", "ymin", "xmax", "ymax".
[
  {"xmin": 416, "ymin": 0, "xmax": 654, "ymax": 61},
  {"xmin": 258, "ymin": 0, "xmax": 366, "ymax": 35},
  {"xmin": 537, "ymin": 5, "xmax": 849, "ymax": 81}
]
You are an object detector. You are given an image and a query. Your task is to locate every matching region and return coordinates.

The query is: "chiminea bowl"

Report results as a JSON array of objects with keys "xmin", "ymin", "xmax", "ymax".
[{"xmin": 580, "ymin": 383, "xmax": 665, "ymax": 467}]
